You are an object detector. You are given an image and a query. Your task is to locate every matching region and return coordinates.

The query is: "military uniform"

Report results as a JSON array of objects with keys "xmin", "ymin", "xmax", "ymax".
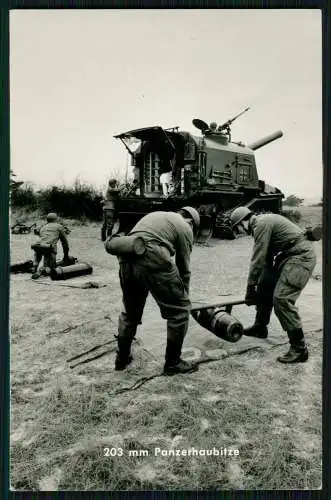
[
  {"xmin": 32, "ymin": 221, "xmax": 69, "ymax": 275},
  {"xmin": 101, "ymin": 185, "xmax": 120, "ymax": 241},
  {"xmin": 245, "ymin": 213, "xmax": 316, "ymax": 362},
  {"xmin": 115, "ymin": 211, "xmax": 197, "ymax": 374}
]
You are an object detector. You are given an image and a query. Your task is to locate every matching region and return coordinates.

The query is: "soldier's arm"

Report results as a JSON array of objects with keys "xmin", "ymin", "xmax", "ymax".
[
  {"xmin": 247, "ymin": 221, "xmax": 273, "ymax": 286},
  {"xmin": 175, "ymin": 230, "xmax": 193, "ymax": 294},
  {"xmin": 59, "ymin": 226, "xmax": 69, "ymax": 256}
]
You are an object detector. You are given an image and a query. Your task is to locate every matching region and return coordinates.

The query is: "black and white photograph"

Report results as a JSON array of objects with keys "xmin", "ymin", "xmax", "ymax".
[{"xmin": 9, "ymin": 8, "xmax": 323, "ymax": 491}]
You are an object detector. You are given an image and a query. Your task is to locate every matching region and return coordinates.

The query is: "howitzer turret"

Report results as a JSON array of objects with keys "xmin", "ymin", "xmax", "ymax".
[{"xmin": 248, "ymin": 130, "xmax": 283, "ymax": 151}]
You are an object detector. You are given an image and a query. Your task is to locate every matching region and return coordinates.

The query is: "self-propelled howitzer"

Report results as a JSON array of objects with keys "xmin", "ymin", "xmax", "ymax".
[{"xmin": 105, "ymin": 111, "xmax": 284, "ymax": 241}]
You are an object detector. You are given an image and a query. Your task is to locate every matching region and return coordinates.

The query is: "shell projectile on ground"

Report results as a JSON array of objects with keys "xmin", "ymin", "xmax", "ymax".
[
  {"xmin": 106, "ymin": 107, "xmax": 284, "ymax": 241},
  {"xmin": 50, "ymin": 262, "xmax": 93, "ymax": 280}
]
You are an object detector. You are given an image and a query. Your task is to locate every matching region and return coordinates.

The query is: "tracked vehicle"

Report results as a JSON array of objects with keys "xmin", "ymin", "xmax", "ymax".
[{"xmin": 106, "ymin": 108, "xmax": 284, "ymax": 241}]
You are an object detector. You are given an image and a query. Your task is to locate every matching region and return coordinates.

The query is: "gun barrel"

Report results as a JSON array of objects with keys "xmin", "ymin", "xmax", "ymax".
[{"xmin": 248, "ymin": 130, "xmax": 283, "ymax": 151}]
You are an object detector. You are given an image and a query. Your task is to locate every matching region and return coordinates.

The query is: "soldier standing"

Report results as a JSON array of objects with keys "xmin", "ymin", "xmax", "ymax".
[
  {"xmin": 101, "ymin": 179, "xmax": 120, "ymax": 241},
  {"xmin": 107, "ymin": 207, "xmax": 200, "ymax": 375},
  {"xmin": 230, "ymin": 207, "xmax": 317, "ymax": 363},
  {"xmin": 31, "ymin": 213, "xmax": 70, "ymax": 279}
]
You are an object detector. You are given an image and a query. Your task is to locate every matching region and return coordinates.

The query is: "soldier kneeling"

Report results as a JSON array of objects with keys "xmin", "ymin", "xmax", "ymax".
[{"xmin": 31, "ymin": 213, "xmax": 69, "ymax": 279}]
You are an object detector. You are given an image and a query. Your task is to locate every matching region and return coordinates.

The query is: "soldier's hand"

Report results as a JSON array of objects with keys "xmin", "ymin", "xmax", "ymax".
[{"xmin": 245, "ymin": 285, "xmax": 258, "ymax": 306}]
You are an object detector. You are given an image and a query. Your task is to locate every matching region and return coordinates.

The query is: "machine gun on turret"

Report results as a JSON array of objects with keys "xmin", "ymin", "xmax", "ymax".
[
  {"xmin": 216, "ymin": 106, "xmax": 251, "ymax": 141},
  {"xmin": 193, "ymin": 107, "xmax": 251, "ymax": 142}
]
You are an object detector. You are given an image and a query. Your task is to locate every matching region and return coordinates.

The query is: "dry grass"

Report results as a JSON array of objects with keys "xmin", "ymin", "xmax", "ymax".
[
  {"xmin": 10, "ymin": 206, "xmax": 323, "ymax": 491},
  {"xmin": 10, "ymin": 339, "xmax": 322, "ymax": 491}
]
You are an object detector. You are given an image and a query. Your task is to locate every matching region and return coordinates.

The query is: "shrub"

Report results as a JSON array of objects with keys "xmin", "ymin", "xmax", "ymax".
[
  {"xmin": 11, "ymin": 181, "xmax": 105, "ymax": 221},
  {"xmin": 281, "ymin": 209, "xmax": 302, "ymax": 224},
  {"xmin": 283, "ymin": 195, "xmax": 304, "ymax": 207},
  {"xmin": 37, "ymin": 183, "xmax": 104, "ymax": 221},
  {"xmin": 11, "ymin": 185, "xmax": 38, "ymax": 211},
  {"xmin": 10, "ymin": 170, "xmax": 24, "ymax": 192}
]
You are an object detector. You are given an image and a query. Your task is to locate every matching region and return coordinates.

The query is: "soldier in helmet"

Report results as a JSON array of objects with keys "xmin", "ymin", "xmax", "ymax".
[
  {"xmin": 230, "ymin": 207, "xmax": 316, "ymax": 363},
  {"xmin": 111, "ymin": 206, "xmax": 200, "ymax": 375},
  {"xmin": 31, "ymin": 212, "xmax": 70, "ymax": 279},
  {"xmin": 209, "ymin": 122, "xmax": 218, "ymax": 132}
]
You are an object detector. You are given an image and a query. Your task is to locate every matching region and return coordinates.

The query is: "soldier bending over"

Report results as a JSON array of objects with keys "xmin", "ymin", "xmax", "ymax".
[
  {"xmin": 230, "ymin": 207, "xmax": 316, "ymax": 364},
  {"xmin": 110, "ymin": 207, "xmax": 200, "ymax": 375}
]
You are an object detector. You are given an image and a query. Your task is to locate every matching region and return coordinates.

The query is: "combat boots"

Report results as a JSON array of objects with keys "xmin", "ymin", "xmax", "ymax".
[
  {"xmin": 243, "ymin": 323, "xmax": 268, "ymax": 339},
  {"xmin": 163, "ymin": 338, "xmax": 199, "ymax": 376},
  {"xmin": 114, "ymin": 337, "xmax": 133, "ymax": 371},
  {"xmin": 277, "ymin": 328, "xmax": 308, "ymax": 364},
  {"xmin": 244, "ymin": 304, "xmax": 272, "ymax": 339}
]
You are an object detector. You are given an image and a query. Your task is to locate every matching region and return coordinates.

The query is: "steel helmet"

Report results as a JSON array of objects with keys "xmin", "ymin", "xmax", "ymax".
[
  {"xmin": 46, "ymin": 212, "xmax": 58, "ymax": 222},
  {"xmin": 230, "ymin": 206, "xmax": 252, "ymax": 227},
  {"xmin": 180, "ymin": 206, "xmax": 200, "ymax": 230}
]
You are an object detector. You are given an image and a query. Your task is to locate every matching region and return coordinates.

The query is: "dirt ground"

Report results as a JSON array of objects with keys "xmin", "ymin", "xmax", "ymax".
[{"xmin": 9, "ymin": 207, "xmax": 323, "ymax": 490}]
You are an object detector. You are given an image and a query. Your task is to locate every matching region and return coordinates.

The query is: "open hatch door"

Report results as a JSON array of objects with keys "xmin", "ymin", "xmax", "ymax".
[{"xmin": 114, "ymin": 126, "xmax": 176, "ymax": 155}]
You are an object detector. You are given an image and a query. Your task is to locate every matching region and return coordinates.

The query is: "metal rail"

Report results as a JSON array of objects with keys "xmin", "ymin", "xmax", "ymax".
[{"xmin": 191, "ymin": 296, "xmax": 245, "ymax": 314}]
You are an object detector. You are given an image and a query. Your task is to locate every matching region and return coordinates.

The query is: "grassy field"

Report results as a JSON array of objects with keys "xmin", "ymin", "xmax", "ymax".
[
  {"xmin": 10, "ymin": 206, "xmax": 323, "ymax": 491},
  {"xmin": 282, "ymin": 204, "xmax": 323, "ymax": 229}
]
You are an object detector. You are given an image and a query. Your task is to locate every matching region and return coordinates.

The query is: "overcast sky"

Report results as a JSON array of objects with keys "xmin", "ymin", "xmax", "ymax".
[{"xmin": 10, "ymin": 9, "xmax": 322, "ymax": 199}]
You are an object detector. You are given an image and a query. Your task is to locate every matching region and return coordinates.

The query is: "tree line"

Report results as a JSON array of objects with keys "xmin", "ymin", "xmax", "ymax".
[{"xmin": 10, "ymin": 172, "xmax": 105, "ymax": 221}]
